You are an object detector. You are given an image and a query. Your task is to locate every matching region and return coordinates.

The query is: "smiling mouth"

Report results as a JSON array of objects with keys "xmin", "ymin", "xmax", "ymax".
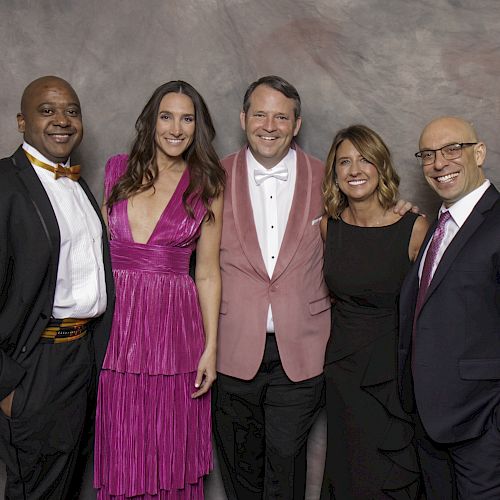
[
  {"xmin": 258, "ymin": 135, "xmax": 278, "ymax": 141},
  {"xmin": 348, "ymin": 179, "xmax": 367, "ymax": 186},
  {"xmin": 48, "ymin": 133, "xmax": 74, "ymax": 142},
  {"xmin": 166, "ymin": 138, "xmax": 184, "ymax": 144},
  {"xmin": 435, "ymin": 172, "xmax": 459, "ymax": 183}
]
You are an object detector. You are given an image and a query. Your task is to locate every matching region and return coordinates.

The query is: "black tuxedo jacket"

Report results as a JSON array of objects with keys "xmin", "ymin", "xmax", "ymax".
[
  {"xmin": 0, "ymin": 146, "xmax": 115, "ymax": 401},
  {"xmin": 399, "ymin": 184, "xmax": 500, "ymax": 443}
]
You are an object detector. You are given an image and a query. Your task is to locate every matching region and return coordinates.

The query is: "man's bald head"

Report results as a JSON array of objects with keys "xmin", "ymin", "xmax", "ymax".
[
  {"xmin": 419, "ymin": 116, "xmax": 478, "ymax": 150},
  {"xmin": 417, "ymin": 115, "xmax": 486, "ymax": 207},
  {"xmin": 17, "ymin": 76, "xmax": 83, "ymax": 164},
  {"xmin": 20, "ymin": 76, "xmax": 80, "ymax": 115}
]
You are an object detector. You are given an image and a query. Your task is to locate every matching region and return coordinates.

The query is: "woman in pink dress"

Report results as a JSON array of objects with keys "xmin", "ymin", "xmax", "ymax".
[{"xmin": 94, "ymin": 81, "xmax": 225, "ymax": 499}]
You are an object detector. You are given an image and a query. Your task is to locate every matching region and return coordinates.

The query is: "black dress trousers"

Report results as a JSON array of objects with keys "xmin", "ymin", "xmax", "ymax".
[
  {"xmin": 213, "ymin": 334, "xmax": 324, "ymax": 500},
  {"xmin": 0, "ymin": 333, "xmax": 96, "ymax": 500}
]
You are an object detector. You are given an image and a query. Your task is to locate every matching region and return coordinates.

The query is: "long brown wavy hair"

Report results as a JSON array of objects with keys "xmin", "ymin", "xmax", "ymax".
[
  {"xmin": 323, "ymin": 124, "xmax": 400, "ymax": 219},
  {"xmin": 107, "ymin": 81, "xmax": 225, "ymax": 221}
]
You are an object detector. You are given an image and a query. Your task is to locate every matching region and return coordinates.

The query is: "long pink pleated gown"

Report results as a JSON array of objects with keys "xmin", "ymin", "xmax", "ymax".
[{"xmin": 94, "ymin": 154, "xmax": 212, "ymax": 499}]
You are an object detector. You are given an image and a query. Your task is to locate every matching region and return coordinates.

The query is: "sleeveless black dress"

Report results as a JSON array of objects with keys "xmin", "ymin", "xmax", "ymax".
[{"xmin": 321, "ymin": 212, "xmax": 421, "ymax": 500}]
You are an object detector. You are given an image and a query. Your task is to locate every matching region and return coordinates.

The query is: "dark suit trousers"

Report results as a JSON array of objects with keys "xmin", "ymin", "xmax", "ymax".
[
  {"xmin": 412, "ymin": 412, "xmax": 457, "ymax": 500},
  {"xmin": 0, "ymin": 334, "xmax": 96, "ymax": 500},
  {"xmin": 213, "ymin": 335, "xmax": 324, "ymax": 500},
  {"xmin": 448, "ymin": 403, "xmax": 500, "ymax": 499}
]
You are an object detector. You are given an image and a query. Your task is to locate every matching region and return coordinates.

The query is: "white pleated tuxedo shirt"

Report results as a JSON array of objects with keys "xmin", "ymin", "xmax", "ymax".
[
  {"xmin": 246, "ymin": 147, "xmax": 297, "ymax": 333},
  {"xmin": 23, "ymin": 142, "xmax": 107, "ymax": 318}
]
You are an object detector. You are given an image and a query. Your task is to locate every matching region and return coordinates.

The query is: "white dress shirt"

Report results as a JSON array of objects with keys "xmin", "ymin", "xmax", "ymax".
[
  {"xmin": 23, "ymin": 142, "xmax": 107, "ymax": 318},
  {"xmin": 419, "ymin": 180, "xmax": 491, "ymax": 283},
  {"xmin": 246, "ymin": 147, "xmax": 297, "ymax": 332}
]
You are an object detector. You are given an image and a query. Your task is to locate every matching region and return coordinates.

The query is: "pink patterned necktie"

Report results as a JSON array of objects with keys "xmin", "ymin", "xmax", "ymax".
[{"xmin": 415, "ymin": 210, "xmax": 451, "ymax": 316}]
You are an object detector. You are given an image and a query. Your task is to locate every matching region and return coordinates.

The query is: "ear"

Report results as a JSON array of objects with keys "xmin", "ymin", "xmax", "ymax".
[
  {"xmin": 17, "ymin": 113, "xmax": 25, "ymax": 133},
  {"xmin": 474, "ymin": 141, "xmax": 486, "ymax": 167},
  {"xmin": 293, "ymin": 116, "xmax": 302, "ymax": 137},
  {"xmin": 240, "ymin": 111, "xmax": 246, "ymax": 132}
]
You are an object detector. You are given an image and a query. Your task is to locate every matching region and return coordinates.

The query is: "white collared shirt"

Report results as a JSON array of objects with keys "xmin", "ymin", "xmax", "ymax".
[
  {"xmin": 246, "ymin": 147, "xmax": 297, "ymax": 332},
  {"xmin": 419, "ymin": 179, "xmax": 491, "ymax": 282},
  {"xmin": 23, "ymin": 142, "xmax": 107, "ymax": 318}
]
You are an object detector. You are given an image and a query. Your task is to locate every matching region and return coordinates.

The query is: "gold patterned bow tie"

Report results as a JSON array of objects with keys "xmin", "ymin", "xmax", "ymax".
[{"xmin": 24, "ymin": 150, "xmax": 81, "ymax": 181}]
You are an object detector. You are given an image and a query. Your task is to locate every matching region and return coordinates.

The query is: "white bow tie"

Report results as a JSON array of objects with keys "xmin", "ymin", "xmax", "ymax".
[{"xmin": 253, "ymin": 165, "xmax": 289, "ymax": 185}]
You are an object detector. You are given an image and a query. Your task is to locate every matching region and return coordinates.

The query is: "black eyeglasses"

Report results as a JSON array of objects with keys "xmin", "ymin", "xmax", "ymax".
[{"xmin": 415, "ymin": 142, "xmax": 477, "ymax": 166}]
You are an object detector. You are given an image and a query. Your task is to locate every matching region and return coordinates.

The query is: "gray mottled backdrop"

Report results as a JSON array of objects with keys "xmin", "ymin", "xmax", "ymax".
[{"xmin": 1, "ymin": 0, "xmax": 499, "ymax": 498}]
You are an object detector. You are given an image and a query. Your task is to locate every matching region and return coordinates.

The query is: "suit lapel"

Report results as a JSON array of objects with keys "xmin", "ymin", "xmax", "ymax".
[
  {"xmin": 271, "ymin": 145, "xmax": 312, "ymax": 282},
  {"xmin": 231, "ymin": 148, "xmax": 269, "ymax": 281},
  {"xmin": 419, "ymin": 185, "xmax": 499, "ymax": 312},
  {"xmin": 13, "ymin": 146, "xmax": 61, "ymax": 252}
]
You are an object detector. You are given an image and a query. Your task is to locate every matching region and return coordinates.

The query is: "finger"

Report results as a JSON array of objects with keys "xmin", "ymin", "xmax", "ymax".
[
  {"xmin": 194, "ymin": 368, "xmax": 204, "ymax": 389},
  {"xmin": 192, "ymin": 374, "xmax": 216, "ymax": 398}
]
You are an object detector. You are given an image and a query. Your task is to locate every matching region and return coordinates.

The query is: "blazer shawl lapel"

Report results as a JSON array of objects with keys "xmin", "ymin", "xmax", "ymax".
[
  {"xmin": 231, "ymin": 148, "xmax": 268, "ymax": 281},
  {"xmin": 418, "ymin": 185, "xmax": 500, "ymax": 315},
  {"xmin": 271, "ymin": 145, "xmax": 312, "ymax": 282},
  {"xmin": 13, "ymin": 146, "xmax": 61, "ymax": 258}
]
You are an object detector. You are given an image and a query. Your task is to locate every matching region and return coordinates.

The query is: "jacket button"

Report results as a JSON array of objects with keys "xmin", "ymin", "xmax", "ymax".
[{"xmin": 21, "ymin": 346, "xmax": 27, "ymax": 353}]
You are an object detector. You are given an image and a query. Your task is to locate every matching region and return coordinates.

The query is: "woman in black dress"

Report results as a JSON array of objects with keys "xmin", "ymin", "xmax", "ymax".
[{"xmin": 320, "ymin": 125, "xmax": 428, "ymax": 499}]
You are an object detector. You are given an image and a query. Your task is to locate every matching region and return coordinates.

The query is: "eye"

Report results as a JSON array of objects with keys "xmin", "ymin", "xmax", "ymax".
[
  {"xmin": 360, "ymin": 157, "xmax": 370, "ymax": 164},
  {"xmin": 254, "ymin": 112, "xmax": 265, "ymax": 118},
  {"xmin": 337, "ymin": 159, "xmax": 351, "ymax": 167},
  {"xmin": 159, "ymin": 113, "xmax": 171, "ymax": 120},
  {"xmin": 421, "ymin": 151, "xmax": 434, "ymax": 161},
  {"xmin": 276, "ymin": 115, "xmax": 288, "ymax": 120},
  {"xmin": 66, "ymin": 108, "xmax": 80, "ymax": 117},
  {"xmin": 443, "ymin": 144, "xmax": 461, "ymax": 154},
  {"xmin": 183, "ymin": 115, "xmax": 194, "ymax": 123},
  {"xmin": 40, "ymin": 107, "xmax": 54, "ymax": 116}
]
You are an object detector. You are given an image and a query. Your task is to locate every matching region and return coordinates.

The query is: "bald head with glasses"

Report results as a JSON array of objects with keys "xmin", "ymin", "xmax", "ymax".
[{"xmin": 415, "ymin": 116, "xmax": 486, "ymax": 207}]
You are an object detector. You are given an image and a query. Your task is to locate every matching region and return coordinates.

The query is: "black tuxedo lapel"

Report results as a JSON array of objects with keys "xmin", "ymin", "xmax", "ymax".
[
  {"xmin": 419, "ymin": 185, "xmax": 500, "ymax": 312},
  {"xmin": 12, "ymin": 146, "xmax": 60, "ymax": 286}
]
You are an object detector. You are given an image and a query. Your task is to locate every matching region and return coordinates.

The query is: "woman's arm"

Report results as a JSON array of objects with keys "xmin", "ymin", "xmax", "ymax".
[
  {"xmin": 192, "ymin": 193, "xmax": 223, "ymax": 398},
  {"xmin": 408, "ymin": 215, "xmax": 430, "ymax": 262},
  {"xmin": 320, "ymin": 214, "xmax": 328, "ymax": 242}
]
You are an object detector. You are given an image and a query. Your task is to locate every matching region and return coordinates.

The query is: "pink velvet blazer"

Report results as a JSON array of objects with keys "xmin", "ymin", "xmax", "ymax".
[{"xmin": 217, "ymin": 145, "xmax": 331, "ymax": 382}]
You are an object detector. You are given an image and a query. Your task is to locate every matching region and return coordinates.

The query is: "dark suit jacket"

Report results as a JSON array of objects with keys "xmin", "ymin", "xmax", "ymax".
[
  {"xmin": 0, "ymin": 146, "xmax": 115, "ymax": 401},
  {"xmin": 399, "ymin": 184, "xmax": 500, "ymax": 443}
]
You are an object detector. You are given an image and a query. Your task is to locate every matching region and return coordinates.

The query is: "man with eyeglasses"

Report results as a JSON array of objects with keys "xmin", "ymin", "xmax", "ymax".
[{"xmin": 398, "ymin": 116, "xmax": 500, "ymax": 499}]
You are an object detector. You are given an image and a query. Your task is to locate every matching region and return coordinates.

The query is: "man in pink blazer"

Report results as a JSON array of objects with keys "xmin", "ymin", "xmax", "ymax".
[{"xmin": 212, "ymin": 76, "xmax": 331, "ymax": 499}]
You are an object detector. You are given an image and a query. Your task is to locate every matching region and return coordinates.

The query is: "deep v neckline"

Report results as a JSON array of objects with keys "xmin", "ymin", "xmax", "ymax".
[{"xmin": 126, "ymin": 167, "xmax": 189, "ymax": 245}]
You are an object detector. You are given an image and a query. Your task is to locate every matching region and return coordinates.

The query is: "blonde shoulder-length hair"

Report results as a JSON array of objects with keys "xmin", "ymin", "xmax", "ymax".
[{"xmin": 322, "ymin": 124, "xmax": 400, "ymax": 219}]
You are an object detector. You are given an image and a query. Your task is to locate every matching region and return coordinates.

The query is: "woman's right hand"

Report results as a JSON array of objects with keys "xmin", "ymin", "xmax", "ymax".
[{"xmin": 0, "ymin": 390, "xmax": 15, "ymax": 417}]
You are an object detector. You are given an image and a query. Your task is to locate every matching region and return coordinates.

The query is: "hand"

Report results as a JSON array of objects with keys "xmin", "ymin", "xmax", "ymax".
[
  {"xmin": 192, "ymin": 347, "xmax": 216, "ymax": 399},
  {"xmin": 393, "ymin": 199, "xmax": 424, "ymax": 217},
  {"xmin": 0, "ymin": 390, "xmax": 15, "ymax": 417}
]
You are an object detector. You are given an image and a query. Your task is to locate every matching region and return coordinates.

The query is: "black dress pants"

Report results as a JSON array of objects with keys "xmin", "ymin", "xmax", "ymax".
[
  {"xmin": 0, "ymin": 334, "xmax": 96, "ymax": 500},
  {"xmin": 413, "ymin": 411, "xmax": 457, "ymax": 500},
  {"xmin": 212, "ymin": 334, "xmax": 324, "ymax": 499}
]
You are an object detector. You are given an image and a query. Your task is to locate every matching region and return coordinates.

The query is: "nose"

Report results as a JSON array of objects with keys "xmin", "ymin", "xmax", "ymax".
[
  {"xmin": 262, "ymin": 116, "xmax": 276, "ymax": 132},
  {"xmin": 348, "ymin": 161, "xmax": 361, "ymax": 175},
  {"xmin": 170, "ymin": 119, "xmax": 183, "ymax": 136},
  {"xmin": 53, "ymin": 111, "xmax": 70, "ymax": 126},
  {"xmin": 433, "ymin": 149, "xmax": 449, "ymax": 170}
]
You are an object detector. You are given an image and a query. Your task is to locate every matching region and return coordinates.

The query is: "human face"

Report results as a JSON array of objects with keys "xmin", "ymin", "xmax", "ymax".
[
  {"xmin": 335, "ymin": 139, "xmax": 379, "ymax": 204},
  {"xmin": 419, "ymin": 117, "xmax": 486, "ymax": 207},
  {"xmin": 17, "ymin": 79, "xmax": 83, "ymax": 164},
  {"xmin": 155, "ymin": 92, "xmax": 195, "ymax": 164},
  {"xmin": 240, "ymin": 85, "xmax": 301, "ymax": 169}
]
